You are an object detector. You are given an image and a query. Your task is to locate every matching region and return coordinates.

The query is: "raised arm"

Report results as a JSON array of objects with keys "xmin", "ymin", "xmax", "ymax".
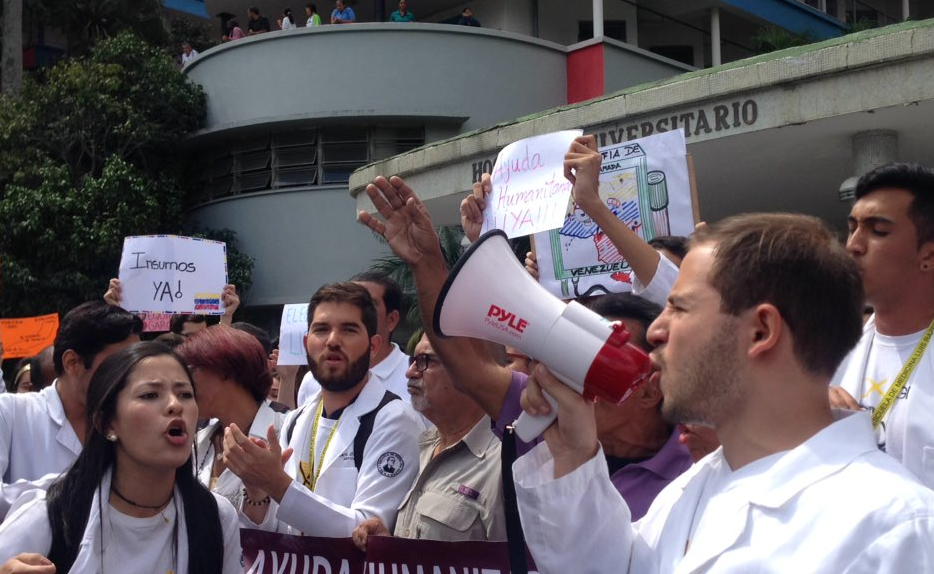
[
  {"xmin": 565, "ymin": 136, "xmax": 662, "ymax": 286},
  {"xmin": 359, "ymin": 176, "xmax": 513, "ymax": 420}
]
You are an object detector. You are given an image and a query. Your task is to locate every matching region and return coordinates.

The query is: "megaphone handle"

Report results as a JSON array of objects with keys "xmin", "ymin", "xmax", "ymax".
[{"xmin": 513, "ymin": 391, "xmax": 560, "ymax": 443}]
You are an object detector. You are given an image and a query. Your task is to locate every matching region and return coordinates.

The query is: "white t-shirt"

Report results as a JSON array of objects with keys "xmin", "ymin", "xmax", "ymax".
[
  {"xmin": 847, "ymin": 328, "xmax": 924, "ymax": 458},
  {"xmin": 834, "ymin": 315, "xmax": 934, "ymax": 488},
  {"xmin": 104, "ymin": 503, "xmax": 178, "ymax": 573},
  {"xmin": 281, "ymin": 17, "xmax": 295, "ymax": 29},
  {"xmin": 181, "ymin": 50, "xmax": 199, "ymax": 66}
]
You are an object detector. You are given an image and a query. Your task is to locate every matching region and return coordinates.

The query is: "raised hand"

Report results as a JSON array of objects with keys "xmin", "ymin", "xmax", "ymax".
[
  {"xmin": 358, "ymin": 175, "xmax": 443, "ymax": 268},
  {"xmin": 460, "ymin": 173, "xmax": 491, "ymax": 243}
]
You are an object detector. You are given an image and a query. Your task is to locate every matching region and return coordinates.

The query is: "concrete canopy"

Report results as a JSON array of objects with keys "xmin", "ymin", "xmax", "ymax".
[{"xmin": 351, "ymin": 18, "xmax": 934, "ymax": 234}]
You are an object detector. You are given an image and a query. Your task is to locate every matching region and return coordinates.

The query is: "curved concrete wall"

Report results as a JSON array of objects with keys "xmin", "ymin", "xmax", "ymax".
[
  {"xmin": 184, "ymin": 23, "xmax": 568, "ymax": 136},
  {"xmin": 187, "ymin": 186, "xmax": 389, "ymax": 307}
]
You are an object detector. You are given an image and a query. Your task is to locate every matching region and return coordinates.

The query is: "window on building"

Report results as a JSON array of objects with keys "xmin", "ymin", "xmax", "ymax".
[{"xmin": 191, "ymin": 125, "xmax": 425, "ymax": 205}]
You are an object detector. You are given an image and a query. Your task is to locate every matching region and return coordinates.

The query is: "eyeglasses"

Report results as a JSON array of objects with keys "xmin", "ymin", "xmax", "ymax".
[{"xmin": 408, "ymin": 353, "xmax": 438, "ymax": 373}]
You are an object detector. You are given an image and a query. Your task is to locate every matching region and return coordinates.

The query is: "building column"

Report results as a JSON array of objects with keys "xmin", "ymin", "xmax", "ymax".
[
  {"xmin": 593, "ymin": 0, "xmax": 604, "ymax": 38},
  {"xmin": 840, "ymin": 130, "xmax": 899, "ymax": 201},
  {"xmin": 903, "ymin": 0, "xmax": 910, "ymax": 21},
  {"xmin": 710, "ymin": 7, "xmax": 722, "ymax": 67}
]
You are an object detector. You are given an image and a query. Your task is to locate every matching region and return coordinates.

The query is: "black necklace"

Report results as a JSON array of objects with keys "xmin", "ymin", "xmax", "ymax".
[{"xmin": 111, "ymin": 484, "xmax": 173, "ymax": 510}]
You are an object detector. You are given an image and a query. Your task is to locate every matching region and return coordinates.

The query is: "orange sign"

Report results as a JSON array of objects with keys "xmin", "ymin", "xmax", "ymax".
[{"xmin": 0, "ymin": 313, "xmax": 59, "ymax": 359}]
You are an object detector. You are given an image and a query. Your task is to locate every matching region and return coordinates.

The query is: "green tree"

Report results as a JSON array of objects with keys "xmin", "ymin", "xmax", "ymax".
[
  {"xmin": 0, "ymin": 32, "xmax": 208, "ymax": 317},
  {"xmin": 169, "ymin": 17, "xmax": 216, "ymax": 54}
]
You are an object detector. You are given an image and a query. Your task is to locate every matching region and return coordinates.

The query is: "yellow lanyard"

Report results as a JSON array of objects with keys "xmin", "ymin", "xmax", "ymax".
[
  {"xmin": 305, "ymin": 401, "xmax": 342, "ymax": 491},
  {"xmin": 870, "ymin": 317, "xmax": 934, "ymax": 429}
]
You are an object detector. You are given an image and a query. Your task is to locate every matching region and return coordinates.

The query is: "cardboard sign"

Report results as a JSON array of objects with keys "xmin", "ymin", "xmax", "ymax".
[
  {"xmin": 278, "ymin": 303, "xmax": 309, "ymax": 366},
  {"xmin": 239, "ymin": 529, "xmax": 539, "ymax": 574},
  {"xmin": 533, "ymin": 130, "xmax": 695, "ymax": 298},
  {"xmin": 480, "ymin": 129, "xmax": 583, "ymax": 238},
  {"xmin": 118, "ymin": 235, "xmax": 228, "ymax": 315},
  {"xmin": 0, "ymin": 313, "xmax": 59, "ymax": 359}
]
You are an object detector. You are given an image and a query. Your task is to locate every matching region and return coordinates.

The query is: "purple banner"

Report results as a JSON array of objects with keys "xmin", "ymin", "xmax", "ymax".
[
  {"xmin": 241, "ymin": 530, "xmax": 365, "ymax": 574},
  {"xmin": 240, "ymin": 529, "xmax": 538, "ymax": 574}
]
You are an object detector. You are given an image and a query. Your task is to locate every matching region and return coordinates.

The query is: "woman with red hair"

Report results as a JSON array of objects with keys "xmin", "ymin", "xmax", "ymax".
[{"xmin": 178, "ymin": 326, "xmax": 290, "ymax": 507}]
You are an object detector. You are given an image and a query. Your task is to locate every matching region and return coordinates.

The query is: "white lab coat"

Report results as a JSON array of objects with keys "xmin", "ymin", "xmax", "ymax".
[
  {"xmin": 631, "ymin": 252, "xmax": 679, "ymax": 308},
  {"xmin": 243, "ymin": 375, "xmax": 422, "ymax": 537},
  {"xmin": 194, "ymin": 399, "xmax": 290, "ymax": 507},
  {"xmin": 515, "ymin": 410, "xmax": 934, "ymax": 573},
  {"xmin": 832, "ymin": 314, "xmax": 934, "ymax": 488},
  {"xmin": 0, "ymin": 468, "xmax": 242, "ymax": 573},
  {"xmin": 0, "ymin": 381, "xmax": 81, "ymax": 519}
]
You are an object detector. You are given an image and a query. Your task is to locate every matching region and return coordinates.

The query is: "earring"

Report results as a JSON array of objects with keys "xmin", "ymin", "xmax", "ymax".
[{"xmin": 106, "ymin": 432, "xmax": 117, "ymax": 442}]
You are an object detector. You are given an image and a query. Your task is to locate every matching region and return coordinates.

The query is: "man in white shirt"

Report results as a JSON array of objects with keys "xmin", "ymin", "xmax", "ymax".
[
  {"xmin": 514, "ymin": 213, "xmax": 934, "ymax": 572},
  {"xmin": 297, "ymin": 272, "xmax": 410, "ymax": 405},
  {"xmin": 223, "ymin": 282, "xmax": 422, "ymax": 537},
  {"xmin": 180, "ymin": 42, "xmax": 199, "ymax": 67},
  {"xmin": 0, "ymin": 301, "xmax": 142, "ymax": 518},
  {"xmin": 830, "ymin": 163, "xmax": 934, "ymax": 488}
]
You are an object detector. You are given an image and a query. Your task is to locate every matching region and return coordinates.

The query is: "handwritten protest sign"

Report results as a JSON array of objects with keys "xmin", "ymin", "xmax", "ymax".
[
  {"xmin": 534, "ymin": 130, "xmax": 694, "ymax": 298},
  {"xmin": 480, "ymin": 129, "xmax": 583, "ymax": 238},
  {"xmin": 118, "ymin": 235, "xmax": 228, "ymax": 315},
  {"xmin": 239, "ymin": 529, "xmax": 539, "ymax": 574},
  {"xmin": 0, "ymin": 313, "xmax": 59, "ymax": 359},
  {"xmin": 278, "ymin": 303, "xmax": 309, "ymax": 366}
]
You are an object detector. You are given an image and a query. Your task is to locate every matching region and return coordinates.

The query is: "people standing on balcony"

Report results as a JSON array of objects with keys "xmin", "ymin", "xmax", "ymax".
[
  {"xmin": 247, "ymin": 7, "xmax": 271, "ymax": 35},
  {"xmin": 305, "ymin": 3, "xmax": 322, "ymax": 27},
  {"xmin": 180, "ymin": 42, "xmax": 199, "ymax": 67},
  {"xmin": 224, "ymin": 19, "xmax": 246, "ymax": 41},
  {"xmin": 330, "ymin": 0, "xmax": 356, "ymax": 24},
  {"xmin": 389, "ymin": 0, "xmax": 415, "ymax": 22},
  {"xmin": 278, "ymin": 8, "xmax": 296, "ymax": 30},
  {"xmin": 456, "ymin": 7, "xmax": 481, "ymax": 27}
]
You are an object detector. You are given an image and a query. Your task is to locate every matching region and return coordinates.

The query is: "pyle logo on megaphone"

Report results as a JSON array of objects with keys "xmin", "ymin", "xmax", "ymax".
[{"xmin": 485, "ymin": 304, "xmax": 529, "ymax": 338}]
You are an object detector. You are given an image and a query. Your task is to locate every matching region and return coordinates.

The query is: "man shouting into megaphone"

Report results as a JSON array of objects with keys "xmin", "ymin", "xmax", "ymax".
[{"xmin": 360, "ymin": 172, "xmax": 934, "ymax": 572}]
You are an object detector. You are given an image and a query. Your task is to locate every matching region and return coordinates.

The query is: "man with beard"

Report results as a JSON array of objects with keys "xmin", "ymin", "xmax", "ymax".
[
  {"xmin": 296, "ymin": 272, "xmax": 412, "ymax": 407},
  {"xmin": 223, "ymin": 282, "xmax": 423, "ymax": 537},
  {"xmin": 514, "ymin": 214, "xmax": 934, "ymax": 572},
  {"xmin": 351, "ymin": 333, "xmax": 506, "ymax": 550}
]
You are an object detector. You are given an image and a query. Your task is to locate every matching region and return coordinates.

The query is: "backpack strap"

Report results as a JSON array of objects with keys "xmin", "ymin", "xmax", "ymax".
[
  {"xmin": 353, "ymin": 390, "xmax": 401, "ymax": 471},
  {"xmin": 286, "ymin": 391, "xmax": 401, "ymax": 471},
  {"xmin": 285, "ymin": 404, "xmax": 308, "ymax": 444}
]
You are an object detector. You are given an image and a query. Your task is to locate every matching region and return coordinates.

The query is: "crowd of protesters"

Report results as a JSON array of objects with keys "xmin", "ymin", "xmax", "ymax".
[{"xmin": 2, "ymin": 135, "xmax": 934, "ymax": 571}]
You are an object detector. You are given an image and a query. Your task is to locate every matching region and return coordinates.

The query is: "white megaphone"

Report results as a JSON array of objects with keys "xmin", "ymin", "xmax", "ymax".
[{"xmin": 434, "ymin": 230, "xmax": 652, "ymax": 442}]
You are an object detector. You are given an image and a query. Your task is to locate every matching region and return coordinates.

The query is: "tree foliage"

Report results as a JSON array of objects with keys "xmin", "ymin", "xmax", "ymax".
[{"xmin": 0, "ymin": 32, "xmax": 208, "ymax": 317}]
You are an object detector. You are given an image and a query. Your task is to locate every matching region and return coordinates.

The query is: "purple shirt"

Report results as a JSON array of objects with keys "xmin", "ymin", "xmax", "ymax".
[{"xmin": 494, "ymin": 371, "xmax": 692, "ymax": 520}]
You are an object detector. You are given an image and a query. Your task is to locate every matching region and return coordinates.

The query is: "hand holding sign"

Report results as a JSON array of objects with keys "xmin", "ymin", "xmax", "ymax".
[
  {"xmin": 479, "ymin": 129, "xmax": 583, "ymax": 239},
  {"xmin": 118, "ymin": 235, "xmax": 228, "ymax": 315}
]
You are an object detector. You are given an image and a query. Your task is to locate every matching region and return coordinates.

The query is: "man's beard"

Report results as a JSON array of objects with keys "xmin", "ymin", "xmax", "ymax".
[
  {"xmin": 308, "ymin": 350, "xmax": 371, "ymax": 393},
  {"xmin": 659, "ymin": 320, "xmax": 744, "ymax": 427}
]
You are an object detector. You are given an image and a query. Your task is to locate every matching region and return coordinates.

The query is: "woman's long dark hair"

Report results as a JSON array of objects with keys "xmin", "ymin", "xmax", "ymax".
[{"xmin": 46, "ymin": 341, "xmax": 224, "ymax": 573}]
